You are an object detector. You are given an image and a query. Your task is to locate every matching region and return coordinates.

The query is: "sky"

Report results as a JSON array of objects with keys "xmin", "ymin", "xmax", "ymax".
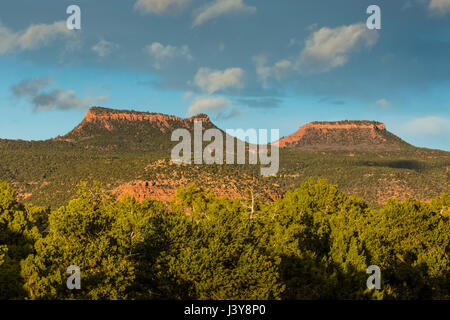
[{"xmin": 0, "ymin": 0, "xmax": 449, "ymax": 150}]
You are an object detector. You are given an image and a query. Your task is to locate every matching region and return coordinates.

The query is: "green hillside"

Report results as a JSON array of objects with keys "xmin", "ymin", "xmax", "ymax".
[{"xmin": 0, "ymin": 107, "xmax": 448, "ymax": 209}]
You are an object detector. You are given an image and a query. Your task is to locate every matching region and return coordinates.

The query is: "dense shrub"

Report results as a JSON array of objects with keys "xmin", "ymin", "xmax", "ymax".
[{"xmin": 0, "ymin": 179, "xmax": 448, "ymax": 300}]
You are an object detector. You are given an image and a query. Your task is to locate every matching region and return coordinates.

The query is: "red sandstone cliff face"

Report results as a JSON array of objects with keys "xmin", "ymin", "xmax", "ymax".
[
  {"xmin": 59, "ymin": 107, "xmax": 213, "ymax": 142},
  {"xmin": 276, "ymin": 121, "xmax": 406, "ymax": 150},
  {"xmin": 112, "ymin": 179, "xmax": 282, "ymax": 203},
  {"xmin": 83, "ymin": 107, "xmax": 211, "ymax": 133}
]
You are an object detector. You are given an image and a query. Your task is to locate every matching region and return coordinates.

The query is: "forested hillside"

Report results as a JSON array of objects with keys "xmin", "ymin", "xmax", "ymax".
[{"xmin": 0, "ymin": 107, "xmax": 448, "ymax": 209}]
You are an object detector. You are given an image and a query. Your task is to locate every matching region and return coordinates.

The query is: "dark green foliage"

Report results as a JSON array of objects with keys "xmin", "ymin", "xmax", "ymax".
[
  {"xmin": 0, "ymin": 181, "xmax": 48, "ymax": 299},
  {"xmin": 151, "ymin": 185, "xmax": 283, "ymax": 299},
  {"xmin": 361, "ymin": 197, "xmax": 450, "ymax": 299},
  {"xmin": 0, "ymin": 179, "xmax": 448, "ymax": 300}
]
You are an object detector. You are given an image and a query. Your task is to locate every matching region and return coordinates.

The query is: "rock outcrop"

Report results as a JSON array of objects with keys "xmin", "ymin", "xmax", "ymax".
[
  {"xmin": 277, "ymin": 120, "xmax": 411, "ymax": 151},
  {"xmin": 80, "ymin": 107, "xmax": 210, "ymax": 133}
]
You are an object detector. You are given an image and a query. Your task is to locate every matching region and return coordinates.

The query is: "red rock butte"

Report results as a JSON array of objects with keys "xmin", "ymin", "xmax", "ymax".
[
  {"xmin": 276, "ymin": 120, "xmax": 409, "ymax": 150},
  {"xmin": 63, "ymin": 108, "xmax": 411, "ymax": 151},
  {"xmin": 80, "ymin": 106, "xmax": 211, "ymax": 132}
]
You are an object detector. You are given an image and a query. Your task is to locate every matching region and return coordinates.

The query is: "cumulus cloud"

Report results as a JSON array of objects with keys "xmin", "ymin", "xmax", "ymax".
[
  {"xmin": 145, "ymin": 42, "xmax": 192, "ymax": 68},
  {"xmin": 134, "ymin": 0, "xmax": 190, "ymax": 14},
  {"xmin": 403, "ymin": 116, "xmax": 450, "ymax": 135},
  {"xmin": 188, "ymin": 96, "xmax": 230, "ymax": 115},
  {"xmin": 187, "ymin": 96, "xmax": 241, "ymax": 119},
  {"xmin": 429, "ymin": 0, "xmax": 450, "ymax": 15},
  {"xmin": 92, "ymin": 40, "xmax": 118, "ymax": 57},
  {"xmin": 376, "ymin": 99, "xmax": 390, "ymax": 108},
  {"xmin": 183, "ymin": 91, "xmax": 194, "ymax": 101},
  {"xmin": 252, "ymin": 23, "xmax": 376, "ymax": 81},
  {"xmin": 11, "ymin": 77, "xmax": 108, "ymax": 112},
  {"xmin": 253, "ymin": 55, "xmax": 292, "ymax": 85},
  {"xmin": 194, "ymin": 67, "xmax": 244, "ymax": 94},
  {"xmin": 193, "ymin": 0, "xmax": 256, "ymax": 27},
  {"xmin": 0, "ymin": 20, "xmax": 73, "ymax": 54},
  {"xmin": 11, "ymin": 77, "xmax": 53, "ymax": 97},
  {"xmin": 297, "ymin": 23, "xmax": 378, "ymax": 73},
  {"xmin": 30, "ymin": 90, "xmax": 106, "ymax": 111}
]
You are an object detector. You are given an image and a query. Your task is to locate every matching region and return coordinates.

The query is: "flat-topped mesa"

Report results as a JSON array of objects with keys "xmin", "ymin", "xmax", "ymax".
[
  {"xmin": 81, "ymin": 106, "xmax": 211, "ymax": 132},
  {"xmin": 277, "ymin": 120, "xmax": 409, "ymax": 151},
  {"xmin": 306, "ymin": 120, "xmax": 386, "ymax": 131},
  {"xmin": 59, "ymin": 107, "xmax": 216, "ymax": 144}
]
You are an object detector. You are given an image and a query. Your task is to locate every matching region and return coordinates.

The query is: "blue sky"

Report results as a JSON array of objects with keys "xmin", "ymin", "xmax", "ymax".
[{"xmin": 0, "ymin": 0, "xmax": 449, "ymax": 150}]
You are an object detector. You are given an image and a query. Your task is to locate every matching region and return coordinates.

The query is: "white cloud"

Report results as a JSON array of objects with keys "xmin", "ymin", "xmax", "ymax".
[
  {"xmin": 0, "ymin": 20, "xmax": 72, "ymax": 54},
  {"xmin": 403, "ymin": 116, "xmax": 450, "ymax": 135},
  {"xmin": 134, "ymin": 0, "xmax": 190, "ymax": 14},
  {"xmin": 188, "ymin": 96, "xmax": 231, "ymax": 115},
  {"xmin": 193, "ymin": 0, "xmax": 256, "ymax": 27},
  {"xmin": 297, "ymin": 23, "xmax": 378, "ymax": 73},
  {"xmin": 253, "ymin": 55, "xmax": 292, "ymax": 85},
  {"xmin": 194, "ymin": 67, "xmax": 244, "ymax": 94},
  {"xmin": 145, "ymin": 42, "xmax": 193, "ymax": 68},
  {"xmin": 429, "ymin": 0, "xmax": 450, "ymax": 15},
  {"xmin": 306, "ymin": 23, "xmax": 319, "ymax": 31},
  {"xmin": 92, "ymin": 40, "xmax": 118, "ymax": 57},
  {"xmin": 253, "ymin": 23, "xmax": 378, "ymax": 79},
  {"xmin": 0, "ymin": 25, "xmax": 17, "ymax": 54},
  {"xmin": 376, "ymin": 99, "xmax": 390, "ymax": 108},
  {"xmin": 11, "ymin": 77, "xmax": 108, "ymax": 112},
  {"xmin": 183, "ymin": 91, "xmax": 194, "ymax": 101}
]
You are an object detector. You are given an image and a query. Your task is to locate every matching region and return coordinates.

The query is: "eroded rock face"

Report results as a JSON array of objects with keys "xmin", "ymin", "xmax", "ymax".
[
  {"xmin": 112, "ymin": 179, "xmax": 282, "ymax": 204},
  {"xmin": 113, "ymin": 180, "xmax": 177, "ymax": 202},
  {"xmin": 83, "ymin": 107, "xmax": 211, "ymax": 132},
  {"xmin": 276, "ymin": 121, "xmax": 408, "ymax": 150},
  {"xmin": 59, "ymin": 106, "xmax": 214, "ymax": 144}
]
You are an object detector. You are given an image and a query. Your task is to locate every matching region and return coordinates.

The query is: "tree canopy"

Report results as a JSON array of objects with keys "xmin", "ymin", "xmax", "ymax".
[{"xmin": 0, "ymin": 179, "xmax": 448, "ymax": 300}]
